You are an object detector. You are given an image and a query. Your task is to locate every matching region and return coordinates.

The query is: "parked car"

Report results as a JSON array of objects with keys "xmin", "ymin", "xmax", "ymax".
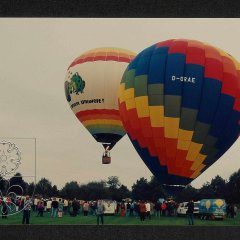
[
  {"xmin": 199, "ymin": 199, "xmax": 226, "ymax": 220},
  {"xmin": 177, "ymin": 201, "xmax": 200, "ymax": 216}
]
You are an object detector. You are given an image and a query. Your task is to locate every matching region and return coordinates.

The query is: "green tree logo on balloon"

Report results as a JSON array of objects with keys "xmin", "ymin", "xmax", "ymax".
[{"xmin": 65, "ymin": 72, "xmax": 85, "ymax": 102}]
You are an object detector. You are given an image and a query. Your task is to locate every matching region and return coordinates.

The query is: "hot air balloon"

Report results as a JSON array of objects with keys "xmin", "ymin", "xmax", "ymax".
[
  {"xmin": 119, "ymin": 39, "xmax": 240, "ymax": 186},
  {"xmin": 65, "ymin": 47, "xmax": 135, "ymax": 164}
]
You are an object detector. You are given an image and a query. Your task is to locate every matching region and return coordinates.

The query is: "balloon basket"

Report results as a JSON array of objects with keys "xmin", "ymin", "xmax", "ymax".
[{"xmin": 102, "ymin": 156, "xmax": 111, "ymax": 164}]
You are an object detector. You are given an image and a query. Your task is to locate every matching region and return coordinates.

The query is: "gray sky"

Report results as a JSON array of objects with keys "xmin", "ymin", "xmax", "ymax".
[{"xmin": 0, "ymin": 18, "xmax": 239, "ymax": 190}]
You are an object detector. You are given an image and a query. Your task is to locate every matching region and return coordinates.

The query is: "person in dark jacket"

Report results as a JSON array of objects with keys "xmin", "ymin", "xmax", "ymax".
[
  {"xmin": 187, "ymin": 200, "xmax": 194, "ymax": 225},
  {"xmin": 71, "ymin": 198, "xmax": 80, "ymax": 217},
  {"xmin": 51, "ymin": 198, "xmax": 59, "ymax": 218}
]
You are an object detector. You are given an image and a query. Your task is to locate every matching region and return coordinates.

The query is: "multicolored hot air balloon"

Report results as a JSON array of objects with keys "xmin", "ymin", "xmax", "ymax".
[
  {"xmin": 65, "ymin": 47, "xmax": 135, "ymax": 164},
  {"xmin": 119, "ymin": 39, "xmax": 240, "ymax": 185}
]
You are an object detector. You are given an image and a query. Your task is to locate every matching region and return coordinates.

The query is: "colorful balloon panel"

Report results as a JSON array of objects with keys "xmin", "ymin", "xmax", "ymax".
[
  {"xmin": 65, "ymin": 47, "xmax": 135, "ymax": 149},
  {"xmin": 119, "ymin": 39, "xmax": 240, "ymax": 185}
]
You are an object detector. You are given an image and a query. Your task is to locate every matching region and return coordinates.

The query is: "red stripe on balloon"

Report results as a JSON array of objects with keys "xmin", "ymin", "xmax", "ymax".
[
  {"xmin": 186, "ymin": 46, "xmax": 205, "ymax": 66},
  {"xmin": 181, "ymin": 161, "xmax": 195, "ymax": 177},
  {"xmin": 94, "ymin": 56, "xmax": 106, "ymax": 61},
  {"xmin": 204, "ymin": 58, "xmax": 223, "ymax": 81},
  {"xmin": 78, "ymin": 113, "xmax": 121, "ymax": 122},
  {"xmin": 155, "ymin": 39, "xmax": 174, "ymax": 48},
  {"xmin": 156, "ymin": 147, "xmax": 167, "ymax": 166},
  {"xmin": 119, "ymin": 102, "xmax": 139, "ymax": 140},
  {"xmin": 168, "ymin": 40, "xmax": 188, "ymax": 54},
  {"xmin": 147, "ymin": 138, "xmax": 158, "ymax": 157},
  {"xmin": 221, "ymin": 56, "xmax": 238, "ymax": 98},
  {"xmin": 68, "ymin": 55, "xmax": 134, "ymax": 69},
  {"xmin": 153, "ymin": 137, "xmax": 167, "ymax": 166},
  {"xmin": 76, "ymin": 109, "xmax": 120, "ymax": 118},
  {"xmin": 106, "ymin": 56, "xmax": 119, "ymax": 61},
  {"xmin": 222, "ymin": 73, "xmax": 238, "ymax": 97},
  {"xmin": 233, "ymin": 70, "xmax": 240, "ymax": 111},
  {"xmin": 175, "ymin": 150, "xmax": 188, "ymax": 168},
  {"xmin": 128, "ymin": 109, "xmax": 141, "ymax": 131},
  {"xmin": 234, "ymin": 93, "xmax": 240, "ymax": 111},
  {"xmin": 152, "ymin": 127, "xmax": 164, "ymax": 138},
  {"xmin": 140, "ymin": 118, "xmax": 153, "ymax": 138},
  {"xmin": 164, "ymin": 138, "xmax": 178, "ymax": 173}
]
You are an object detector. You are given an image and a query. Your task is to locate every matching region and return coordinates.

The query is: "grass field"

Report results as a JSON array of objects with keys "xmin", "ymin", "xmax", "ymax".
[{"xmin": 0, "ymin": 212, "xmax": 240, "ymax": 225}]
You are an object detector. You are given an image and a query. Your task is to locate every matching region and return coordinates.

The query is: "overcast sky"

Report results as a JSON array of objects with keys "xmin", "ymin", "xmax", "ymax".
[{"xmin": 0, "ymin": 18, "xmax": 239, "ymax": 190}]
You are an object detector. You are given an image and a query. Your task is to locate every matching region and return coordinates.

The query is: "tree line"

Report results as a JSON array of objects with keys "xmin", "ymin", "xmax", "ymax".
[{"xmin": 1, "ymin": 169, "xmax": 240, "ymax": 203}]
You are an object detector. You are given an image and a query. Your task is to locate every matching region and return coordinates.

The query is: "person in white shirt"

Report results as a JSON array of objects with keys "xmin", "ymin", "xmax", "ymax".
[
  {"xmin": 34, "ymin": 198, "xmax": 38, "ymax": 211},
  {"xmin": 145, "ymin": 201, "xmax": 151, "ymax": 219},
  {"xmin": 46, "ymin": 199, "xmax": 52, "ymax": 212},
  {"xmin": 63, "ymin": 199, "xmax": 69, "ymax": 215}
]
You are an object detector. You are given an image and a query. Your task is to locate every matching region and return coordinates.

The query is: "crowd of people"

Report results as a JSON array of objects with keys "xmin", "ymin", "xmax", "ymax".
[
  {"xmin": 116, "ymin": 199, "xmax": 179, "ymax": 220},
  {"xmin": 32, "ymin": 197, "xmax": 106, "ymax": 225},
  {"xmin": 0, "ymin": 195, "xmax": 238, "ymax": 225},
  {"xmin": 0, "ymin": 196, "xmax": 179, "ymax": 223},
  {"xmin": 30, "ymin": 198, "xmax": 181, "ymax": 223}
]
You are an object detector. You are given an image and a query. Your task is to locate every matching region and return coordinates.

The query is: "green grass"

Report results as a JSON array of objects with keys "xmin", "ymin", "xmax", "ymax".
[{"xmin": 0, "ymin": 212, "xmax": 240, "ymax": 225}]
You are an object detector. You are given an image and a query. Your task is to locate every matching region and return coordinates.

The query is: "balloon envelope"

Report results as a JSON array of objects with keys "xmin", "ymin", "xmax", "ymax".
[
  {"xmin": 65, "ymin": 47, "xmax": 135, "ymax": 150},
  {"xmin": 119, "ymin": 39, "xmax": 240, "ymax": 186}
]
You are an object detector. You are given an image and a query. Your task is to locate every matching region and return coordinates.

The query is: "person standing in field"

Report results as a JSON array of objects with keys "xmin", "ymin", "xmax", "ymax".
[
  {"xmin": 46, "ymin": 199, "xmax": 51, "ymax": 213},
  {"xmin": 37, "ymin": 200, "xmax": 44, "ymax": 217},
  {"xmin": 120, "ymin": 201, "xmax": 126, "ymax": 217},
  {"xmin": 63, "ymin": 199, "xmax": 69, "ymax": 215},
  {"xmin": 71, "ymin": 198, "xmax": 80, "ymax": 216},
  {"xmin": 154, "ymin": 201, "xmax": 161, "ymax": 218},
  {"xmin": 234, "ymin": 205, "xmax": 238, "ymax": 218},
  {"xmin": 161, "ymin": 201, "xmax": 167, "ymax": 216},
  {"xmin": 187, "ymin": 200, "xmax": 194, "ymax": 225},
  {"xmin": 139, "ymin": 200, "xmax": 146, "ymax": 221},
  {"xmin": 58, "ymin": 199, "xmax": 64, "ymax": 218},
  {"xmin": 145, "ymin": 201, "xmax": 151, "ymax": 219},
  {"xmin": 51, "ymin": 198, "xmax": 59, "ymax": 218},
  {"xmin": 96, "ymin": 200, "xmax": 105, "ymax": 225},
  {"xmin": 83, "ymin": 201, "xmax": 90, "ymax": 216},
  {"xmin": 126, "ymin": 201, "xmax": 131, "ymax": 217},
  {"xmin": 33, "ymin": 197, "xmax": 38, "ymax": 211},
  {"xmin": 22, "ymin": 195, "xmax": 32, "ymax": 224}
]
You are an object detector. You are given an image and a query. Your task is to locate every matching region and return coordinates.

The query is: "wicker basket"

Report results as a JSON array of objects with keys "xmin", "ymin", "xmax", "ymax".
[{"xmin": 102, "ymin": 156, "xmax": 111, "ymax": 164}]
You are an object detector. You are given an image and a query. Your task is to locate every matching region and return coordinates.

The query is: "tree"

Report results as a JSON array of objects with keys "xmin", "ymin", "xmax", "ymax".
[
  {"xmin": 198, "ymin": 182, "xmax": 215, "ymax": 199},
  {"xmin": 131, "ymin": 177, "xmax": 167, "ymax": 201},
  {"xmin": 107, "ymin": 176, "xmax": 121, "ymax": 189},
  {"xmin": 9, "ymin": 173, "xmax": 28, "ymax": 195},
  {"xmin": 209, "ymin": 175, "xmax": 227, "ymax": 199},
  {"xmin": 26, "ymin": 182, "xmax": 35, "ymax": 196},
  {"xmin": 226, "ymin": 169, "xmax": 240, "ymax": 203},
  {"xmin": 105, "ymin": 176, "xmax": 131, "ymax": 201},
  {"xmin": 51, "ymin": 185, "xmax": 59, "ymax": 197},
  {"xmin": 131, "ymin": 177, "xmax": 150, "ymax": 200},
  {"xmin": 116, "ymin": 184, "xmax": 131, "ymax": 201},
  {"xmin": 0, "ymin": 177, "xmax": 8, "ymax": 195},
  {"xmin": 35, "ymin": 178, "xmax": 53, "ymax": 198},
  {"xmin": 148, "ymin": 176, "xmax": 167, "ymax": 201},
  {"xmin": 60, "ymin": 181, "xmax": 80, "ymax": 199},
  {"xmin": 176, "ymin": 185, "xmax": 198, "ymax": 202},
  {"xmin": 79, "ymin": 181, "xmax": 108, "ymax": 200}
]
